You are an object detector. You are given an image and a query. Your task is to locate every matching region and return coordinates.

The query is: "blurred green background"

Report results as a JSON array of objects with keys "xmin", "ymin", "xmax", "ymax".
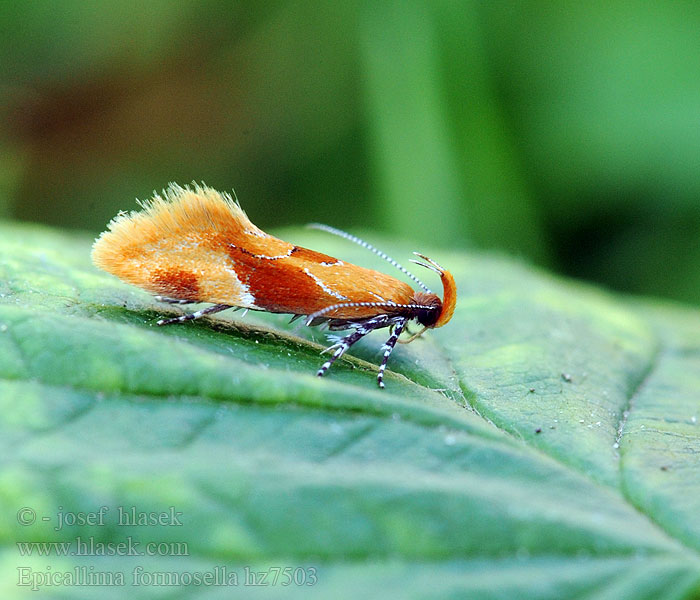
[{"xmin": 2, "ymin": 1, "xmax": 700, "ymax": 303}]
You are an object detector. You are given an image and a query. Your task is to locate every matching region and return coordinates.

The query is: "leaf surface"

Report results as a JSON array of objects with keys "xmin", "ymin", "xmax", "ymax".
[{"xmin": 1, "ymin": 222, "xmax": 699, "ymax": 599}]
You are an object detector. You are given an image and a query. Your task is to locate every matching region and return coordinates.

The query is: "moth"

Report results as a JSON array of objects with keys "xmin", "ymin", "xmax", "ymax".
[{"xmin": 92, "ymin": 184, "xmax": 456, "ymax": 387}]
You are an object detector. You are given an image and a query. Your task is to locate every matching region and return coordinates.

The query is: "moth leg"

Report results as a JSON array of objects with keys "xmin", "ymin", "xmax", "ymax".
[
  {"xmin": 157, "ymin": 304, "xmax": 233, "ymax": 326},
  {"xmin": 377, "ymin": 319, "xmax": 407, "ymax": 388},
  {"xmin": 398, "ymin": 325, "xmax": 427, "ymax": 344},
  {"xmin": 155, "ymin": 295, "xmax": 195, "ymax": 305},
  {"xmin": 317, "ymin": 327, "xmax": 372, "ymax": 378}
]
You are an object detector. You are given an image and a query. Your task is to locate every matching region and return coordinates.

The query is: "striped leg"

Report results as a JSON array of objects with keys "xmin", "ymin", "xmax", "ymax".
[
  {"xmin": 317, "ymin": 328, "xmax": 371, "ymax": 378},
  {"xmin": 157, "ymin": 304, "xmax": 232, "ymax": 326},
  {"xmin": 376, "ymin": 319, "xmax": 407, "ymax": 388}
]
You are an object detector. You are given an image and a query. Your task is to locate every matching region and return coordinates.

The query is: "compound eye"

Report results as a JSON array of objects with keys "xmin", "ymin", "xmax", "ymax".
[{"xmin": 416, "ymin": 305, "xmax": 440, "ymax": 327}]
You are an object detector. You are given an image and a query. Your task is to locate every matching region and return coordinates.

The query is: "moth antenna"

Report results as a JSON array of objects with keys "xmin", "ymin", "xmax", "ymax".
[
  {"xmin": 307, "ymin": 223, "xmax": 432, "ymax": 294},
  {"xmin": 305, "ymin": 300, "xmax": 438, "ymax": 325}
]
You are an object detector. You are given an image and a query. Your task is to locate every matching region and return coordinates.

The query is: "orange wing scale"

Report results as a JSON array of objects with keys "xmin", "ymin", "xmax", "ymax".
[{"xmin": 91, "ymin": 184, "xmax": 414, "ymax": 320}]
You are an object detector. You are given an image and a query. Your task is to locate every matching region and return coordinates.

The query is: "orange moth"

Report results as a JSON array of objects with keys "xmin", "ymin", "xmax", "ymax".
[{"xmin": 91, "ymin": 184, "xmax": 456, "ymax": 388}]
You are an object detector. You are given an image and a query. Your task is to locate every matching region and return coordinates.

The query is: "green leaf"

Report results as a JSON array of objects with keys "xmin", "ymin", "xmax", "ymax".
[{"xmin": 1, "ymin": 221, "xmax": 699, "ymax": 599}]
